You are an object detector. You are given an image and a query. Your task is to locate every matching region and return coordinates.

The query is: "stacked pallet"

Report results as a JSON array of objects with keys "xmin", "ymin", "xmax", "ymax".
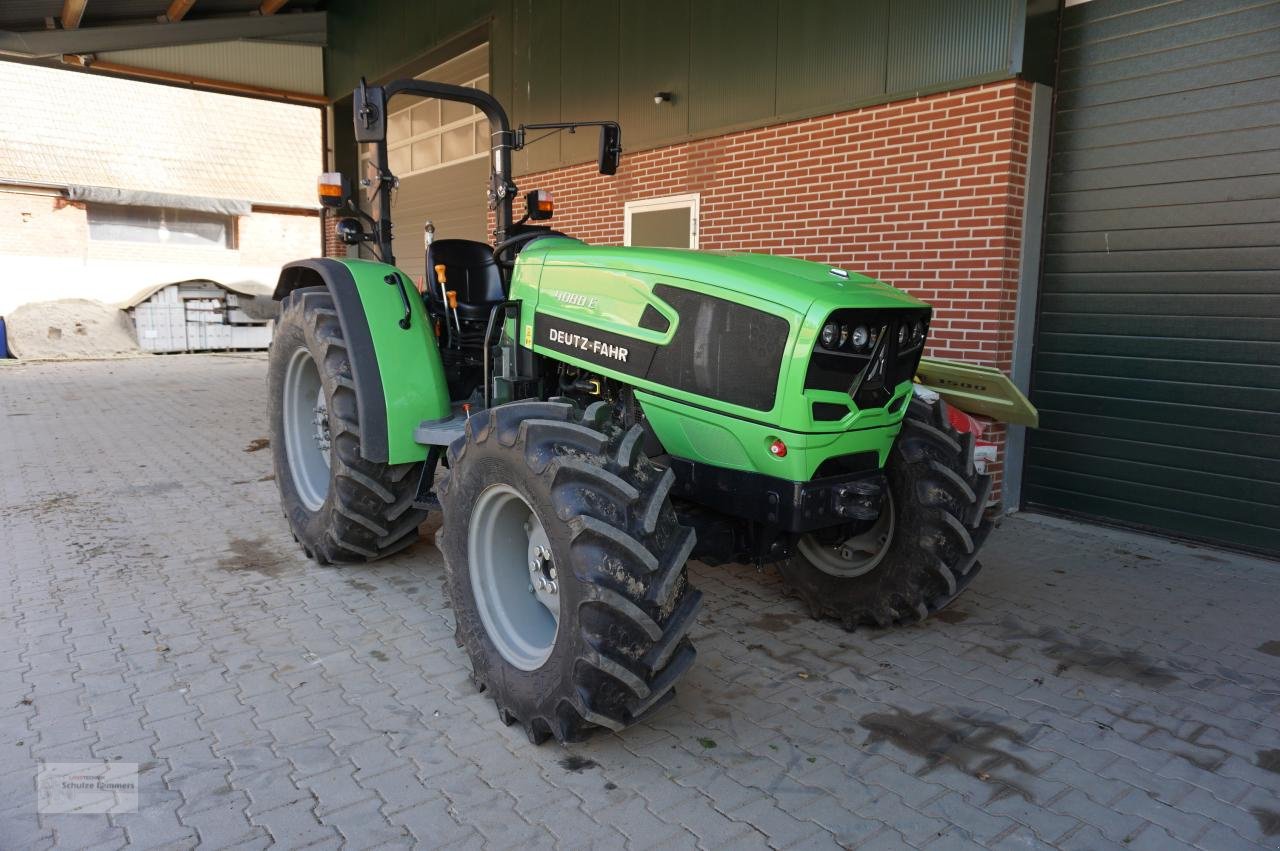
[{"xmin": 129, "ymin": 281, "xmax": 274, "ymax": 353}]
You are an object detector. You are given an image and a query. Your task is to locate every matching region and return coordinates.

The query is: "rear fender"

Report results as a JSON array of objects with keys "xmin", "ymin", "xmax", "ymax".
[
  {"xmin": 914, "ymin": 357, "xmax": 1039, "ymax": 427},
  {"xmin": 274, "ymin": 258, "xmax": 451, "ymax": 463}
]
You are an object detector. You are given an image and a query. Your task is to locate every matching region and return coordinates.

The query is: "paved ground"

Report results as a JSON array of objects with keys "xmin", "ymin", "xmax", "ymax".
[{"xmin": 1, "ymin": 354, "xmax": 1278, "ymax": 850}]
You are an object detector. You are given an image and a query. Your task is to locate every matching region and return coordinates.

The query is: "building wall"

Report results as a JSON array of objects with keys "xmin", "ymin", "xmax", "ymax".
[
  {"xmin": 506, "ymin": 80, "xmax": 1034, "ymax": 498},
  {"xmin": 325, "ymin": 0, "xmax": 1030, "ymax": 176},
  {"xmin": 0, "ymin": 188, "xmax": 319, "ymax": 314}
]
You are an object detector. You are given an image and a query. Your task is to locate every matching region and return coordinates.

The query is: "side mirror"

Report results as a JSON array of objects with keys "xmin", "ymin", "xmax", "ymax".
[
  {"xmin": 317, "ymin": 172, "xmax": 352, "ymax": 209},
  {"xmin": 598, "ymin": 124, "xmax": 621, "ymax": 176},
  {"xmin": 353, "ymin": 78, "xmax": 387, "ymax": 143},
  {"xmin": 335, "ymin": 217, "xmax": 365, "ymax": 245},
  {"xmin": 525, "ymin": 190, "xmax": 554, "ymax": 221}
]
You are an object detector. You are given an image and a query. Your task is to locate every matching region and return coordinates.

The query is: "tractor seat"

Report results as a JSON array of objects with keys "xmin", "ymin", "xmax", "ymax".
[{"xmin": 425, "ymin": 239, "xmax": 505, "ymax": 321}]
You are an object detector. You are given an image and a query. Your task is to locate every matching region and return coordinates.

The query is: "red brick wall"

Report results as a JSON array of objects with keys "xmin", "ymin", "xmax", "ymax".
[
  {"xmin": 322, "ymin": 211, "xmax": 344, "ymax": 257},
  {"xmin": 509, "ymin": 79, "xmax": 1033, "ymax": 500}
]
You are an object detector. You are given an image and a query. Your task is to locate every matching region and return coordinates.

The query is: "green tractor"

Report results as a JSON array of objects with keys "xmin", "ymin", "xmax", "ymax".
[{"xmin": 269, "ymin": 78, "xmax": 1037, "ymax": 744}]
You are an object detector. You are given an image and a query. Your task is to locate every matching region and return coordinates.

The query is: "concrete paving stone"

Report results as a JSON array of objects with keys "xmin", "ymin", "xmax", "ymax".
[
  {"xmin": 46, "ymin": 814, "xmax": 128, "ymax": 850},
  {"xmin": 3, "ymin": 355, "xmax": 1280, "ymax": 849},
  {"xmin": 320, "ymin": 796, "xmax": 414, "ymax": 849},
  {"xmin": 792, "ymin": 792, "xmax": 888, "ymax": 847},
  {"xmin": 1045, "ymin": 789, "xmax": 1146, "ymax": 844},
  {"xmin": 180, "ymin": 799, "xmax": 268, "ymax": 850},
  {"xmin": 248, "ymin": 797, "xmax": 342, "ymax": 847},
  {"xmin": 383, "ymin": 793, "xmax": 477, "ymax": 843},
  {"xmin": 0, "ymin": 809, "xmax": 55, "ymax": 851},
  {"xmin": 295, "ymin": 765, "xmax": 378, "ymax": 818},
  {"xmin": 1121, "ymin": 821, "xmax": 1200, "ymax": 851},
  {"xmin": 921, "ymin": 791, "xmax": 1022, "ymax": 845}
]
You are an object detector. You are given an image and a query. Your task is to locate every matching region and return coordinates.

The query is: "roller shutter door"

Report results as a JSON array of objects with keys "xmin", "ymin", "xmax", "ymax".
[{"xmin": 1025, "ymin": 0, "xmax": 1280, "ymax": 554}]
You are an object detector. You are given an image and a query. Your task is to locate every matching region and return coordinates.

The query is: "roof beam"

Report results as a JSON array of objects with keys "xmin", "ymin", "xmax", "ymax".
[
  {"xmin": 258, "ymin": 0, "xmax": 289, "ymax": 15},
  {"xmin": 160, "ymin": 0, "xmax": 197, "ymax": 23},
  {"xmin": 62, "ymin": 53, "xmax": 328, "ymax": 105},
  {"xmin": 0, "ymin": 11, "xmax": 326, "ymax": 58},
  {"xmin": 60, "ymin": 0, "xmax": 88, "ymax": 30}
]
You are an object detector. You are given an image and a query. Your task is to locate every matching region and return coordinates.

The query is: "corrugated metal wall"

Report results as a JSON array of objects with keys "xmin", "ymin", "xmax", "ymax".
[
  {"xmin": 1025, "ymin": 0, "xmax": 1280, "ymax": 555},
  {"xmin": 326, "ymin": 0, "xmax": 1026, "ymax": 174},
  {"xmin": 100, "ymin": 41, "xmax": 324, "ymax": 95}
]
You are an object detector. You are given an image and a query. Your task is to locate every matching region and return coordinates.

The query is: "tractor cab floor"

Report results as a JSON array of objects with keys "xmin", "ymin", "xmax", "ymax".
[{"xmin": 2, "ymin": 353, "xmax": 1278, "ymax": 850}]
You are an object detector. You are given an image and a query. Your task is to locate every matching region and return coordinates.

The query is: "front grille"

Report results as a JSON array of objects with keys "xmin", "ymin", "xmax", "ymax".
[
  {"xmin": 645, "ymin": 284, "xmax": 790, "ymax": 411},
  {"xmin": 804, "ymin": 308, "xmax": 931, "ymax": 410}
]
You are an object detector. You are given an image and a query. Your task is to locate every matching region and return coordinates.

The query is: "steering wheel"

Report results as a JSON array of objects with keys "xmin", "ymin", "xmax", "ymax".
[{"xmin": 492, "ymin": 230, "xmax": 559, "ymax": 268}]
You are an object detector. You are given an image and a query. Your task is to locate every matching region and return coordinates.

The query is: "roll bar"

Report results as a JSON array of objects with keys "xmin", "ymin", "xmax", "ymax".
[{"xmin": 360, "ymin": 79, "xmax": 518, "ymax": 266}]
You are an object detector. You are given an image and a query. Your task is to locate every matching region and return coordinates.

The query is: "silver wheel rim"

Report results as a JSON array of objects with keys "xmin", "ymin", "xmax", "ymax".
[
  {"xmin": 798, "ymin": 491, "xmax": 895, "ymax": 578},
  {"xmin": 467, "ymin": 484, "xmax": 560, "ymax": 671},
  {"xmin": 282, "ymin": 346, "xmax": 330, "ymax": 511}
]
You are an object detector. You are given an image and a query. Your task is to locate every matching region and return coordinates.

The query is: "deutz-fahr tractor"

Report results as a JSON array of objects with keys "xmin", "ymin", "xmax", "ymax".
[{"xmin": 268, "ymin": 77, "xmax": 1037, "ymax": 744}]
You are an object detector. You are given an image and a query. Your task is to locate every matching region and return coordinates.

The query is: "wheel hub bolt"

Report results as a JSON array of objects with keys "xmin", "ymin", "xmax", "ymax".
[
  {"xmin": 529, "ymin": 558, "xmax": 540, "ymax": 572},
  {"xmin": 546, "ymin": 580, "xmax": 557, "ymax": 595},
  {"xmin": 839, "ymin": 546, "xmax": 855, "ymax": 560}
]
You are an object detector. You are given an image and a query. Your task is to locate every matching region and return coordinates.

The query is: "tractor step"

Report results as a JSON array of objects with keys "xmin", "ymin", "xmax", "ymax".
[{"xmin": 414, "ymin": 405, "xmax": 470, "ymax": 448}]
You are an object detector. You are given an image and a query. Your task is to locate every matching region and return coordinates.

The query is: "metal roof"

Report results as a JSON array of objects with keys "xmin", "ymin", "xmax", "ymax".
[
  {"xmin": 0, "ymin": 1, "xmax": 321, "ymax": 31},
  {"xmin": 0, "ymin": 60, "xmax": 321, "ymax": 208},
  {"xmin": 0, "ymin": 2, "xmax": 326, "ymax": 59}
]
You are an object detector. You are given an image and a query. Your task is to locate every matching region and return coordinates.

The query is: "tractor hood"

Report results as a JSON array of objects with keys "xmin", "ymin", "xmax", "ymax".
[{"xmin": 521, "ymin": 238, "xmax": 925, "ymax": 313}]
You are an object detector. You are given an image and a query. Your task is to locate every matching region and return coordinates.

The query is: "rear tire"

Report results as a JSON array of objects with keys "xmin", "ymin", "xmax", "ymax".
[
  {"xmin": 439, "ymin": 401, "xmax": 701, "ymax": 744},
  {"xmin": 268, "ymin": 287, "xmax": 429, "ymax": 563},
  {"xmin": 778, "ymin": 395, "xmax": 993, "ymax": 628}
]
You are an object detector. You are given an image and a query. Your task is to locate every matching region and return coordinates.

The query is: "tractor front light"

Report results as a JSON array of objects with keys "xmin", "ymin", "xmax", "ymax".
[
  {"xmin": 820, "ymin": 323, "xmax": 839, "ymax": 349},
  {"xmin": 851, "ymin": 325, "xmax": 870, "ymax": 350}
]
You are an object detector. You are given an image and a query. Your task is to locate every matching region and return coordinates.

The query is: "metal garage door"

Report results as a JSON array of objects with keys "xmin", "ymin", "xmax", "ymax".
[
  {"xmin": 1025, "ymin": 0, "xmax": 1280, "ymax": 554},
  {"xmin": 361, "ymin": 44, "xmax": 491, "ymax": 283}
]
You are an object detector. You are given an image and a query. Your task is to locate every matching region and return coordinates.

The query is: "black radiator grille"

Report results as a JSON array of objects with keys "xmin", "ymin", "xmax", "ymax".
[
  {"xmin": 646, "ymin": 284, "xmax": 790, "ymax": 411},
  {"xmin": 804, "ymin": 308, "xmax": 931, "ymax": 410}
]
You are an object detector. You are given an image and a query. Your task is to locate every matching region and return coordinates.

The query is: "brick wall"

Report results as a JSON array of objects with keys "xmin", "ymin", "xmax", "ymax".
[
  {"xmin": 322, "ymin": 211, "xmax": 344, "ymax": 257},
  {"xmin": 508, "ymin": 79, "xmax": 1034, "ymax": 500},
  {"xmin": 0, "ymin": 189, "xmax": 320, "ymax": 313}
]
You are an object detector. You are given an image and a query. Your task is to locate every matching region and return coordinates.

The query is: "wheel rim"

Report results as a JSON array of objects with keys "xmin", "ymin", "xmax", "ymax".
[
  {"xmin": 282, "ymin": 346, "xmax": 330, "ymax": 511},
  {"xmin": 798, "ymin": 491, "xmax": 896, "ymax": 578},
  {"xmin": 467, "ymin": 484, "xmax": 560, "ymax": 671}
]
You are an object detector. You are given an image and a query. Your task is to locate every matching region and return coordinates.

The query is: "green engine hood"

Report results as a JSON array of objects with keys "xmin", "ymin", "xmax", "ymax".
[
  {"xmin": 509, "ymin": 237, "xmax": 932, "ymax": 479},
  {"xmin": 519, "ymin": 238, "xmax": 926, "ymax": 314}
]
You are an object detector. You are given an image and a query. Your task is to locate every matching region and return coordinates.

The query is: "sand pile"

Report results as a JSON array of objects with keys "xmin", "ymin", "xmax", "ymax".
[{"xmin": 5, "ymin": 299, "xmax": 140, "ymax": 360}]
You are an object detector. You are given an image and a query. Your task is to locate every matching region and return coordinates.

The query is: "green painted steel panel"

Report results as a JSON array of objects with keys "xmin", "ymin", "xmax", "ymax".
[
  {"xmin": 1027, "ymin": 0, "xmax": 1280, "ymax": 555},
  {"xmin": 886, "ymin": 0, "xmax": 1018, "ymax": 93},
  {"xmin": 688, "ymin": 0, "xmax": 777, "ymax": 134},
  {"xmin": 776, "ymin": 0, "xmax": 888, "ymax": 116},
  {"xmin": 618, "ymin": 0, "xmax": 690, "ymax": 152},
  {"xmin": 325, "ymin": 0, "xmax": 1025, "ymax": 171},
  {"xmin": 560, "ymin": 0, "xmax": 619, "ymax": 166},
  {"xmin": 511, "ymin": 0, "xmax": 562, "ymax": 175},
  {"xmin": 335, "ymin": 258, "xmax": 452, "ymax": 463}
]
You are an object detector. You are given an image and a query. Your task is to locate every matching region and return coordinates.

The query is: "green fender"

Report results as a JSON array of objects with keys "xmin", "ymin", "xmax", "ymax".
[{"xmin": 274, "ymin": 258, "xmax": 451, "ymax": 464}]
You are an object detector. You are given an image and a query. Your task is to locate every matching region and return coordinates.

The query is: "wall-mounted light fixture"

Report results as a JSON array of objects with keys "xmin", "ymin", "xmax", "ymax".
[{"xmin": 653, "ymin": 91, "xmax": 672, "ymax": 105}]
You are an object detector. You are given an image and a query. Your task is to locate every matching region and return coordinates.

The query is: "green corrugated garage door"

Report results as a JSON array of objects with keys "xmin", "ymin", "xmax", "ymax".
[{"xmin": 1025, "ymin": 0, "xmax": 1280, "ymax": 555}]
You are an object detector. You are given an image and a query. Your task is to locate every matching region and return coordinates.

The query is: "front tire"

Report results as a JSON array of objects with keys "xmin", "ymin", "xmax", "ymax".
[
  {"xmin": 439, "ymin": 401, "xmax": 701, "ymax": 744},
  {"xmin": 778, "ymin": 395, "xmax": 994, "ymax": 629},
  {"xmin": 268, "ymin": 287, "xmax": 429, "ymax": 563}
]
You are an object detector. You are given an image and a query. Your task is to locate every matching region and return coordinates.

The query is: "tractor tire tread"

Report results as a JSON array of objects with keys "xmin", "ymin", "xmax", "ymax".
[{"xmin": 439, "ymin": 400, "xmax": 699, "ymax": 744}]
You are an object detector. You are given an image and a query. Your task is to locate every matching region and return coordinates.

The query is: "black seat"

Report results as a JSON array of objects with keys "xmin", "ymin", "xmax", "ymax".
[{"xmin": 425, "ymin": 239, "xmax": 505, "ymax": 321}]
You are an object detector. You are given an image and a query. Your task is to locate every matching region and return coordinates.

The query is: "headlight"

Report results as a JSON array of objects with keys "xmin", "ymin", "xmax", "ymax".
[
  {"xmin": 820, "ymin": 322, "xmax": 839, "ymax": 349},
  {"xmin": 897, "ymin": 324, "xmax": 908, "ymax": 346},
  {"xmin": 839, "ymin": 324, "xmax": 850, "ymax": 348},
  {"xmin": 851, "ymin": 325, "xmax": 870, "ymax": 350},
  {"xmin": 913, "ymin": 320, "xmax": 925, "ymax": 342}
]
